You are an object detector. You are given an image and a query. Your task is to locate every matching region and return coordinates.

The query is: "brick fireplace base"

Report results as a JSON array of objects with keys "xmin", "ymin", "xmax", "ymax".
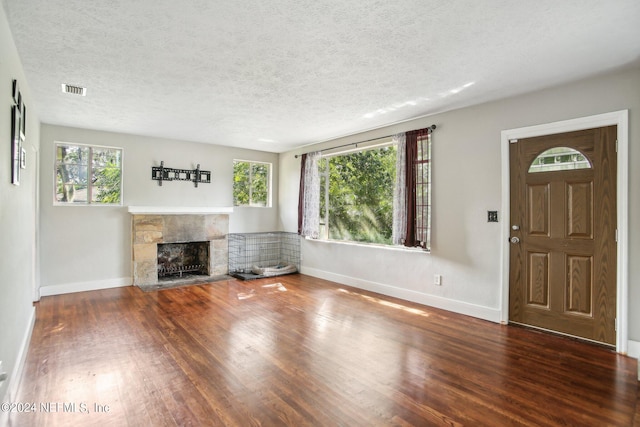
[{"xmin": 131, "ymin": 213, "xmax": 229, "ymax": 288}]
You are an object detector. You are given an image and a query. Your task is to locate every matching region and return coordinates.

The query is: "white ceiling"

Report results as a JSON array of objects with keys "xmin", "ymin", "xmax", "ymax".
[{"xmin": 4, "ymin": 0, "xmax": 640, "ymax": 153}]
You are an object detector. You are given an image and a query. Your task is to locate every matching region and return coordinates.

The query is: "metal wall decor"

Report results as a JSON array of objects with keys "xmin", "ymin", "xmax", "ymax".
[
  {"xmin": 10, "ymin": 79, "xmax": 26, "ymax": 185},
  {"xmin": 152, "ymin": 161, "xmax": 211, "ymax": 187}
]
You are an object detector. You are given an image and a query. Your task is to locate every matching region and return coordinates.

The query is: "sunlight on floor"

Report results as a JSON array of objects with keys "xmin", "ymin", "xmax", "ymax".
[
  {"xmin": 337, "ymin": 288, "xmax": 430, "ymax": 317},
  {"xmin": 237, "ymin": 282, "xmax": 287, "ymax": 300}
]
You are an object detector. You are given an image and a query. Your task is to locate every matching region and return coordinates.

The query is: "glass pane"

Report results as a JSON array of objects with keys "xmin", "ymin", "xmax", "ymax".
[
  {"xmin": 57, "ymin": 144, "xmax": 89, "ymax": 165},
  {"xmin": 250, "ymin": 163, "xmax": 269, "ymax": 206},
  {"xmin": 325, "ymin": 145, "xmax": 396, "ymax": 245},
  {"xmin": 415, "ymin": 135, "xmax": 431, "ymax": 249},
  {"xmin": 528, "ymin": 147, "xmax": 591, "ymax": 173},
  {"xmin": 92, "ymin": 166, "xmax": 121, "ymax": 203},
  {"xmin": 92, "ymin": 148, "xmax": 122, "ymax": 204},
  {"xmin": 233, "ymin": 161, "xmax": 250, "ymax": 206},
  {"xmin": 55, "ymin": 144, "xmax": 89, "ymax": 203},
  {"xmin": 92, "ymin": 147, "xmax": 121, "ymax": 168},
  {"xmin": 55, "ymin": 164, "xmax": 88, "ymax": 203}
]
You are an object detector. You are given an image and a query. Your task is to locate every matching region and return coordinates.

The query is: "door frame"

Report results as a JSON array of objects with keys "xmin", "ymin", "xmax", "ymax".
[{"xmin": 500, "ymin": 110, "xmax": 629, "ymax": 353}]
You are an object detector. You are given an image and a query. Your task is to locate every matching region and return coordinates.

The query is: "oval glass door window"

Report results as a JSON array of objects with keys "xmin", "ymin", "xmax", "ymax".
[{"xmin": 528, "ymin": 147, "xmax": 592, "ymax": 173}]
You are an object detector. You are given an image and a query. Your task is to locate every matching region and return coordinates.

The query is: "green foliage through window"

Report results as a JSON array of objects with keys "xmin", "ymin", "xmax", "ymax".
[
  {"xmin": 233, "ymin": 160, "xmax": 271, "ymax": 207},
  {"xmin": 319, "ymin": 144, "xmax": 396, "ymax": 245},
  {"xmin": 55, "ymin": 143, "xmax": 122, "ymax": 205}
]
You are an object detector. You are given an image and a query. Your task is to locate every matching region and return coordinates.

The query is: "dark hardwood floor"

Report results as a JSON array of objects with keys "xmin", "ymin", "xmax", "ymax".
[{"xmin": 9, "ymin": 274, "xmax": 639, "ymax": 426}]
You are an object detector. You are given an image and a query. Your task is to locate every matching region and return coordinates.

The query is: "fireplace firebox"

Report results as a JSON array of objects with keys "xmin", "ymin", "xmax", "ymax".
[{"xmin": 157, "ymin": 241, "xmax": 209, "ymax": 279}]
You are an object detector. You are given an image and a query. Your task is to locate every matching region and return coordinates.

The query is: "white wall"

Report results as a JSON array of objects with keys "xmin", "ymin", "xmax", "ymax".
[
  {"xmin": 279, "ymin": 66, "xmax": 640, "ymax": 345},
  {"xmin": 39, "ymin": 125, "xmax": 280, "ymax": 295},
  {"xmin": 0, "ymin": 4, "xmax": 39, "ymax": 407}
]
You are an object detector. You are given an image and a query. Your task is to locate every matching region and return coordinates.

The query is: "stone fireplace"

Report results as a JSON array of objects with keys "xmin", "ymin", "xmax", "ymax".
[{"xmin": 129, "ymin": 207, "xmax": 231, "ymax": 288}]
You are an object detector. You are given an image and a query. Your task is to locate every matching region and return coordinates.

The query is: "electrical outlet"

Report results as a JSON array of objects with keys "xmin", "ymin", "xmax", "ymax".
[{"xmin": 434, "ymin": 274, "xmax": 442, "ymax": 286}]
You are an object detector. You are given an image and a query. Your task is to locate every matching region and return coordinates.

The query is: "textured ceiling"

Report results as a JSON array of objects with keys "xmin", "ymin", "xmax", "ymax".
[{"xmin": 4, "ymin": 0, "xmax": 640, "ymax": 153}]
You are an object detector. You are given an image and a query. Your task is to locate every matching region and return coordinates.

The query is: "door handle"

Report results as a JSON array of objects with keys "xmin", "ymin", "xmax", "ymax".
[{"xmin": 509, "ymin": 236, "xmax": 520, "ymax": 244}]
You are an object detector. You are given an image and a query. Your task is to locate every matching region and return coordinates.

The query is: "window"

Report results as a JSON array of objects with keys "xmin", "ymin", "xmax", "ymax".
[
  {"xmin": 233, "ymin": 160, "xmax": 271, "ymax": 207},
  {"xmin": 412, "ymin": 132, "xmax": 431, "ymax": 248},
  {"xmin": 55, "ymin": 142, "xmax": 122, "ymax": 205},
  {"xmin": 319, "ymin": 142, "xmax": 397, "ymax": 245},
  {"xmin": 528, "ymin": 147, "xmax": 591, "ymax": 173},
  {"xmin": 298, "ymin": 127, "xmax": 433, "ymax": 250}
]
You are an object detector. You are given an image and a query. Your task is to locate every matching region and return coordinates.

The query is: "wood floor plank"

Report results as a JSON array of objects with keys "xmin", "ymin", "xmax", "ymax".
[{"xmin": 8, "ymin": 274, "xmax": 638, "ymax": 426}]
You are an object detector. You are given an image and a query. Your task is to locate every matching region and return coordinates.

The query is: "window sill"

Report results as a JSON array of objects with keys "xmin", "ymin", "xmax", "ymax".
[{"xmin": 304, "ymin": 237, "xmax": 429, "ymax": 254}]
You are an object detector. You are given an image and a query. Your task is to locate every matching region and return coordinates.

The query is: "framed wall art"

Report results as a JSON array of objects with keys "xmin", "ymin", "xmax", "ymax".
[
  {"xmin": 12, "ymin": 79, "xmax": 19, "ymax": 105},
  {"xmin": 10, "ymin": 79, "xmax": 26, "ymax": 184},
  {"xmin": 11, "ymin": 104, "xmax": 22, "ymax": 185}
]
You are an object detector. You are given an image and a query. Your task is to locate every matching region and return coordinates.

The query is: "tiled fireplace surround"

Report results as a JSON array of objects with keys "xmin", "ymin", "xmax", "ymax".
[{"xmin": 130, "ymin": 208, "xmax": 230, "ymax": 287}]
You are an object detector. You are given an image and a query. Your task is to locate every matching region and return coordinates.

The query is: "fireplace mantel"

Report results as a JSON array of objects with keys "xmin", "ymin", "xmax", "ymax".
[{"xmin": 128, "ymin": 206, "xmax": 233, "ymax": 215}]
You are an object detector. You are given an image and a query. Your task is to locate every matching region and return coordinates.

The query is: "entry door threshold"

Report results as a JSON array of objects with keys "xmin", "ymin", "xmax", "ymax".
[{"xmin": 508, "ymin": 321, "xmax": 615, "ymax": 349}]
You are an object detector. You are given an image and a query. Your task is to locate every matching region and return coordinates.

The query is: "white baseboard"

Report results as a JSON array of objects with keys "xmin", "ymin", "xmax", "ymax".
[
  {"xmin": 0, "ymin": 305, "xmax": 36, "ymax": 427},
  {"xmin": 301, "ymin": 267, "xmax": 502, "ymax": 323},
  {"xmin": 39, "ymin": 277, "xmax": 132, "ymax": 297}
]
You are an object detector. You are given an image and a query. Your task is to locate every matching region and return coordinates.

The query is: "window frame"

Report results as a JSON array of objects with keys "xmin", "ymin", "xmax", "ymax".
[
  {"xmin": 412, "ymin": 132, "xmax": 432, "ymax": 250},
  {"xmin": 53, "ymin": 141, "xmax": 123, "ymax": 206},
  {"xmin": 232, "ymin": 159, "xmax": 273, "ymax": 208}
]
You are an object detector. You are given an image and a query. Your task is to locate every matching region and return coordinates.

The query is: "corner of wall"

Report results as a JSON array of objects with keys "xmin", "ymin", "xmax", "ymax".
[{"xmin": 627, "ymin": 340, "xmax": 640, "ymax": 380}]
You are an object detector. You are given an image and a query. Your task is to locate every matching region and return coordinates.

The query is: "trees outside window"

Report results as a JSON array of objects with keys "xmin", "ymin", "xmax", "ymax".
[
  {"xmin": 319, "ymin": 144, "xmax": 397, "ymax": 245},
  {"xmin": 300, "ymin": 128, "xmax": 432, "ymax": 250},
  {"xmin": 233, "ymin": 160, "xmax": 271, "ymax": 207},
  {"xmin": 55, "ymin": 143, "xmax": 122, "ymax": 205}
]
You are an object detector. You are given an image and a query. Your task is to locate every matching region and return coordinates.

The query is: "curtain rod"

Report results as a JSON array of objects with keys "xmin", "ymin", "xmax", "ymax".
[{"xmin": 294, "ymin": 124, "xmax": 436, "ymax": 158}]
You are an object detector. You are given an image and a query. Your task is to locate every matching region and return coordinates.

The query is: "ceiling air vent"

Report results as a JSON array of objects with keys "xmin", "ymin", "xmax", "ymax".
[{"xmin": 61, "ymin": 84, "xmax": 87, "ymax": 96}]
